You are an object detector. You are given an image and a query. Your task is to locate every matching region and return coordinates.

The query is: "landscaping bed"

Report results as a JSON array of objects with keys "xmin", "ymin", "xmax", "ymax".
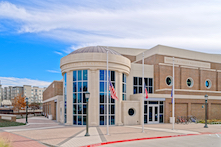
[
  {"xmin": 198, "ymin": 119, "xmax": 221, "ymax": 124},
  {"xmin": 0, "ymin": 119, "xmax": 25, "ymax": 127}
]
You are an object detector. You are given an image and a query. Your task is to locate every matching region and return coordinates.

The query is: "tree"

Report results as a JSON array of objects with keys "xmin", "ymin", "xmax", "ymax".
[{"xmin": 12, "ymin": 94, "xmax": 26, "ymax": 112}]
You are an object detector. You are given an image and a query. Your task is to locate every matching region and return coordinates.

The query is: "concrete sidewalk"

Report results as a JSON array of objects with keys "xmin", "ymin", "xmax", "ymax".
[{"xmin": 0, "ymin": 117, "xmax": 220, "ymax": 147}]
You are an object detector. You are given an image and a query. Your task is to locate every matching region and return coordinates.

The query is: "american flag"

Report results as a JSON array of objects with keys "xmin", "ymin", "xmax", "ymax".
[
  {"xmin": 144, "ymin": 80, "xmax": 148, "ymax": 99},
  {"xmin": 109, "ymin": 78, "xmax": 118, "ymax": 100}
]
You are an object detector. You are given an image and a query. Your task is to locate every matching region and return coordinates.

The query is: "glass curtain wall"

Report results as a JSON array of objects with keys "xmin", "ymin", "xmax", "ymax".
[
  {"xmin": 73, "ymin": 70, "xmax": 88, "ymax": 125},
  {"xmin": 99, "ymin": 70, "xmax": 115, "ymax": 125},
  {"xmin": 122, "ymin": 73, "xmax": 126, "ymax": 101},
  {"xmin": 64, "ymin": 73, "xmax": 67, "ymax": 123}
]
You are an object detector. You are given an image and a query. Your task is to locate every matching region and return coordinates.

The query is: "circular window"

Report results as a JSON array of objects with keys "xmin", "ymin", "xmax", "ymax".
[
  {"xmin": 205, "ymin": 80, "xmax": 212, "ymax": 89},
  {"xmin": 166, "ymin": 76, "xmax": 173, "ymax": 86},
  {"xmin": 186, "ymin": 78, "xmax": 194, "ymax": 87},
  {"xmin": 128, "ymin": 108, "xmax": 135, "ymax": 116}
]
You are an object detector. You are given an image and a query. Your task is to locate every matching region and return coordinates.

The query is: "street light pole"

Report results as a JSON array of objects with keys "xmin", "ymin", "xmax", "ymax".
[
  {"xmin": 25, "ymin": 97, "xmax": 28, "ymax": 124},
  {"xmin": 204, "ymin": 94, "xmax": 208, "ymax": 128},
  {"xmin": 85, "ymin": 91, "xmax": 90, "ymax": 136}
]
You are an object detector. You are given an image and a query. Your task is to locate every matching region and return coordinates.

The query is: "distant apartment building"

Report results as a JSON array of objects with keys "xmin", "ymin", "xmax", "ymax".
[
  {"xmin": 0, "ymin": 84, "xmax": 3, "ymax": 102},
  {"xmin": 0, "ymin": 85, "xmax": 46, "ymax": 104},
  {"xmin": 3, "ymin": 86, "xmax": 13, "ymax": 100},
  {"xmin": 23, "ymin": 85, "xmax": 46, "ymax": 103}
]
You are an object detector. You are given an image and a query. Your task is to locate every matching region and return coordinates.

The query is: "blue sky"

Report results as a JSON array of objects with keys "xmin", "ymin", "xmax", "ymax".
[{"xmin": 1, "ymin": 0, "xmax": 221, "ymax": 87}]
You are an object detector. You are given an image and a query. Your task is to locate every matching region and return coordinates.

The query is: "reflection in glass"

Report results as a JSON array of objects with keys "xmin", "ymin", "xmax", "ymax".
[
  {"xmin": 78, "ymin": 70, "xmax": 82, "ymax": 80},
  {"xmin": 149, "ymin": 107, "xmax": 152, "ymax": 121},
  {"xmin": 78, "ymin": 82, "xmax": 82, "ymax": 92},
  {"xmin": 134, "ymin": 77, "xmax": 137, "ymax": 85},
  {"xmin": 144, "ymin": 115, "xmax": 147, "ymax": 123},
  {"xmin": 73, "ymin": 105, "xmax": 76, "ymax": 114},
  {"xmin": 73, "ymin": 116, "xmax": 77, "ymax": 125},
  {"xmin": 78, "ymin": 116, "xmax": 82, "ymax": 125},
  {"xmin": 83, "ymin": 116, "xmax": 86, "ymax": 125},
  {"xmin": 100, "ymin": 116, "xmax": 104, "ymax": 125},
  {"xmin": 83, "ymin": 82, "xmax": 87, "ymax": 92},
  {"xmin": 100, "ymin": 105, "xmax": 105, "ymax": 114},
  {"xmin": 83, "ymin": 105, "xmax": 87, "ymax": 114},
  {"xmin": 78, "ymin": 104, "xmax": 82, "ymax": 114},
  {"xmin": 73, "ymin": 71, "xmax": 77, "ymax": 81},
  {"xmin": 155, "ymin": 107, "xmax": 158, "ymax": 121},
  {"xmin": 160, "ymin": 115, "xmax": 163, "ymax": 123},
  {"xmin": 160, "ymin": 105, "xmax": 163, "ymax": 113},
  {"xmin": 83, "ymin": 70, "xmax": 87, "ymax": 80},
  {"xmin": 78, "ymin": 93, "xmax": 82, "ymax": 103}
]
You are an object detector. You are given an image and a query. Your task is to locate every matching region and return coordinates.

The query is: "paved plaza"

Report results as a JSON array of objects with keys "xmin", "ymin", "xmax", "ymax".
[{"xmin": 0, "ymin": 116, "xmax": 220, "ymax": 147}]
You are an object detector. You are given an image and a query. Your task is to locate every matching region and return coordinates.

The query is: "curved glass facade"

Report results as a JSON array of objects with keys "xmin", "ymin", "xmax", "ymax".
[
  {"xmin": 73, "ymin": 70, "xmax": 88, "ymax": 125},
  {"xmin": 122, "ymin": 73, "xmax": 126, "ymax": 101},
  {"xmin": 99, "ymin": 70, "xmax": 115, "ymax": 125},
  {"xmin": 64, "ymin": 73, "xmax": 67, "ymax": 123}
]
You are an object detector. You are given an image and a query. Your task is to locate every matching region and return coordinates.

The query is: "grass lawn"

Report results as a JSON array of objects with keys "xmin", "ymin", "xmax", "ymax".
[{"xmin": 0, "ymin": 119, "xmax": 25, "ymax": 127}]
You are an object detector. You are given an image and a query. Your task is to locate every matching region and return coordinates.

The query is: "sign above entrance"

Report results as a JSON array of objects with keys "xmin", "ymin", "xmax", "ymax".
[
  {"xmin": 164, "ymin": 57, "xmax": 210, "ymax": 68},
  {"xmin": 144, "ymin": 98, "xmax": 165, "ymax": 101}
]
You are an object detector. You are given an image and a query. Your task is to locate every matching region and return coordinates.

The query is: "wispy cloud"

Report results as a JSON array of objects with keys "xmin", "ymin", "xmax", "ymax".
[
  {"xmin": 0, "ymin": 77, "xmax": 51, "ymax": 88},
  {"xmin": 54, "ymin": 51, "xmax": 63, "ymax": 55},
  {"xmin": 46, "ymin": 70, "xmax": 60, "ymax": 73},
  {"xmin": 1, "ymin": 1, "xmax": 221, "ymax": 53}
]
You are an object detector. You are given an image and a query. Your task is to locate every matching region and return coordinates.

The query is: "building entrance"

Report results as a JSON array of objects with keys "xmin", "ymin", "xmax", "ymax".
[
  {"xmin": 144, "ymin": 100, "xmax": 164, "ymax": 124},
  {"xmin": 148, "ymin": 105, "xmax": 159, "ymax": 124}
]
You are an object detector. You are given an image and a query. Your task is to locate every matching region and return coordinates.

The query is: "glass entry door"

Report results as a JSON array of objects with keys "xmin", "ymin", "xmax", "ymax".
[{"xmin": 148, "ymin": 105, "xmax": 159, "ymax": 124}]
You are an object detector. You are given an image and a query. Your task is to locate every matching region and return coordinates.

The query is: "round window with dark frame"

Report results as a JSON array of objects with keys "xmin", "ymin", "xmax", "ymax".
[
  {"xmin": 187, "ymin": 78, "xmax": 193, "ymax": 87},
  {"xmin": 128, "ymin": 108, "xmax": 135, "ymax": 116},
  {"xmin": 205, "ymin": 80, "xmax": 211, "ymax": 88},
  {"xmin": 166, "ymin": 77, "xmax": 172, "ymax": 86}
]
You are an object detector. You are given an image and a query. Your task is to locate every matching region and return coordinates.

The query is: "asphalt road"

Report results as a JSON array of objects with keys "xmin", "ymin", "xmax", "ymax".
[{"xmin": 102, "ymin": 134, "xmax": 221, "ymax": 147}]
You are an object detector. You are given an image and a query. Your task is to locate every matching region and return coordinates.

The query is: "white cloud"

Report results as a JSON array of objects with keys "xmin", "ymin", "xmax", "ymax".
[
  {"xmin": 1, "ymin": 1, "xmax": 221, "ymax": 53},
  {"xmin": 54, "ymin": 51, "xmax": 63, "ymax": 55},
  {"xmin": 46, "ymin": 70, "xmax": 60, "ymax": 73},
  {"xmin": 0, "ymin": 77, "xmax": 51, "ymax": 88}
]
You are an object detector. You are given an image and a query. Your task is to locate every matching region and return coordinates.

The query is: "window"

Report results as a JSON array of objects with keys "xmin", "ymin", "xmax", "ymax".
[
  {"xmin": 166, "ymin": 76, "xmax": 172, "ymax": 86},
  {"xmin": 187, "ymin": 78, "xmax": 193, "ymax": 87},
  {"xmin": 205, "ymin": 80, "xmax": 211, "ymax": 89},
  {"xmin": 64, "ymin": 73, "xmax": 67, "ymax": 123},
  {"xmin": 133, "ymin": 77, "xmax": 153, "ymax": 94},
  {"xmin": 128, "ymin": 108, "xmax": 135, "ymax": 116},
  {"xmin": 122, "ymin": 73, "xmax": 126, "ymax": 101},
  {"xmin": 73, "ymin": 70, "xmax": 88, "ymax": 125},
  {"xmin": 99, "ymin": 70, "xmax": 115, "ymax": 125}
]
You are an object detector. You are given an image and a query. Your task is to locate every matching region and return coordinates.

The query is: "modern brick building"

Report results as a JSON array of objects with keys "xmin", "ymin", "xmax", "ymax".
[
  {"xmin": 43, "ymin": 81, "xmax": 63, "ymax": 120},
  {"xmin": 44, "ymin": 45, "xmax": 221, "ymax": 125}
]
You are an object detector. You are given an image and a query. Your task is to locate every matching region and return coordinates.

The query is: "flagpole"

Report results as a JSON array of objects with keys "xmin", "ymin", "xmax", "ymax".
[
  {"xmin": 106, "ymin": 49, "xmax": 109, "ymax": 135},
  {"xmin": 172, "ymin": 57, "xmax": 175, "ymax": 130},
  {"xmin": 142, "ymin": 52, "xmax": 144, "ymax": 133}
]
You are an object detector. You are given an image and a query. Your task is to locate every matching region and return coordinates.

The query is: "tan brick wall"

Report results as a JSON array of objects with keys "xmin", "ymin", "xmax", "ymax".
[
  {"xmin": 200, "ymin": 70, "xmax": 217, "ymax": 91},
  {"xmin": 168, "ymin": 103, "xmax": 188, "ymax": 118},
  {"xmin": 211, "ymin": 104, "xmax": 221, "ymax": 119},
  {"xmin": 43, "ymin": 101, "xmax": 57, "ymax": 120},
  {"xmin": 158, "ymin": 65, "xmax": 180, "ymax": 89},
  {"xmin": 191, "ymin": 104, "xmax": 205, "ymax": 120},
  {"xmin": 218, "ymin": 72, "xmax": 221, "ymax": 91},
  {"xmin": 164, "ymin": 98, "xmax": 221, "ymax": 123},
  {"xmin": 180, "ymin": 67, "xmax": 199, "ymax": 90},
  {"xmin": 43, "ymin": 81, "xmax": 63, "ymax": 101}
]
